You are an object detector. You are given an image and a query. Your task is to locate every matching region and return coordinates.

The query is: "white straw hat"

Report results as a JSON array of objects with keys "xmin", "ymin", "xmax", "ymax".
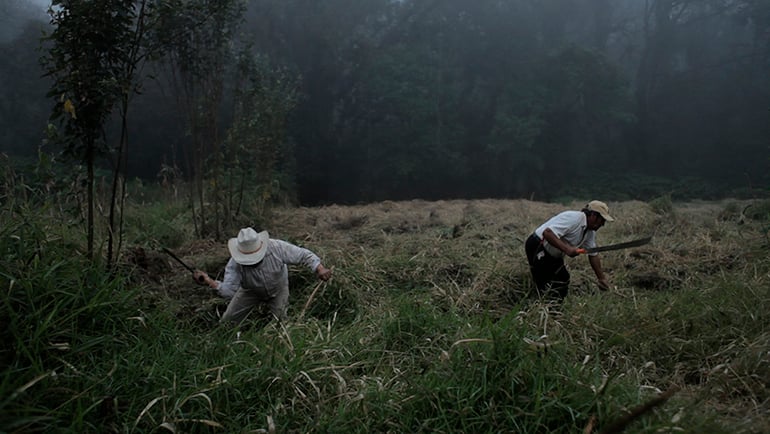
[{"xmin": 227, "ymin": 228, "xmax": 269, "ymax": 265}]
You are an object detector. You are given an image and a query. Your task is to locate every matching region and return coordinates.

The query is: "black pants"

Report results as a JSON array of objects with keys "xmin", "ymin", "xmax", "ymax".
[{"xmin": 525, "ymin": 234, "xmax": 570, "ymax": 300}]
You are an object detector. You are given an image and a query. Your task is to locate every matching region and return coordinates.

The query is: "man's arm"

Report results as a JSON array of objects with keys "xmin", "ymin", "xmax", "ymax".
[
  {"xmin": 542, "ymin": 228, "xmax": 579, "ymax": 257},
  {"xmin": 273, "ymin": 239, "xmax": 332, "ymax": 281},
  {"xmin": 193, "ymin": 259, "xmax": 240, "ymax": 298},
  {"xmin": 588, "ymin": 254, "xmax": 610, "ymax": 290}
]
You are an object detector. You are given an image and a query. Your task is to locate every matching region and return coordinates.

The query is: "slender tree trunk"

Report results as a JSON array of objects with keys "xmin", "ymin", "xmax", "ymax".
[
  {"xmin": 87, "ymin": 141, "xmax": 95, "ymax": 260},
  {"xmin": 108, "ymin": 98, "xmax": 129, "ymax": 267}
]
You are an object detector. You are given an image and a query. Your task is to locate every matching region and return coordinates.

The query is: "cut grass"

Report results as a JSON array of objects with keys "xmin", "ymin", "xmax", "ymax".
[{"xmin": 3, "ymin": 195, "xmax": 769, "ymax": 432}]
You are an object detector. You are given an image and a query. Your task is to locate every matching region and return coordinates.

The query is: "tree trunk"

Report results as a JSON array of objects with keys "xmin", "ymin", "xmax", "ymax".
[{"xmin": 87, "ymin": 140, "xmax": 95, "ymax": 261}]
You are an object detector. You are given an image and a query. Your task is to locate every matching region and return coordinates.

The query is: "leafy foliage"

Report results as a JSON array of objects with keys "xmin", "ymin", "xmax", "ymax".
[
  {"xmin": 150, "ymin": 0, "xmax": 247, "ymax": 239},
  {"xmin": 42, "ymin": 0, "xmax": 142, "ymax": 259},
  {"xmin": 2, "ymin": 0, "xmax": 770, "ymax": 204},
  {"xmin": 219, "ymin": 50, "xmax": 301, "ymax": 230},
  {"xmin": 43, "ymin": 0, "xmax": 136, "ymax": 158}
]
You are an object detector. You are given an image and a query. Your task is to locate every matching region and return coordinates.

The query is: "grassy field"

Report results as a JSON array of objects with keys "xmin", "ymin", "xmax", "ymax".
[{"xmin": 2, "ymin": 194, "xmax": 769, "ymax": 433}]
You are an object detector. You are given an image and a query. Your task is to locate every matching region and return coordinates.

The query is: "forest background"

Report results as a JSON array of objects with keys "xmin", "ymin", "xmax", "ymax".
[
  {"xmin": 2, "ymin": 1, "xmax": 770, "ymax": 432},
  {"xmin": 2, "ymin": 0, "xmax": 769, "ymax": 209}
]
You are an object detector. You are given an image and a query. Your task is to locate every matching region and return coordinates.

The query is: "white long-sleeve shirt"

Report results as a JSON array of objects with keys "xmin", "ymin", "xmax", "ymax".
[{"xmin": 215, "ymin": 239, "xmax": 322, "ymax": 299}]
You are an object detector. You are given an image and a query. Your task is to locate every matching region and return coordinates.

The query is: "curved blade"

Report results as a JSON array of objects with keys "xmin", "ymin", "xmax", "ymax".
[
  {"xmin": 581, "ymin": 236, "xmax": 652, "ymax": 254},
  {"xmin": 161, "ymin": 247, "xmax": 195, "ymax": 273}
]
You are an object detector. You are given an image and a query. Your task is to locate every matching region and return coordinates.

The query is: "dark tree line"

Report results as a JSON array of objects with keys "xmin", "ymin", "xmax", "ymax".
[{"xmin": 1, "ymin": 0, "xmax": 769, "ymax": 207}]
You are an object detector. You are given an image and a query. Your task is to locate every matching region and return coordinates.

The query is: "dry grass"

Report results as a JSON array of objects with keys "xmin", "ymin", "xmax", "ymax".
[
  {"xmin": 139, "ymin": 197, "xmax": 769, "ymax": 432},
  {"xmin": 264, "ymin": 197, "xmax": 767, "ymax": 430},
  {"xmin": 7, "ymin": 168, "xmax": 769, "ymax": 432},
  {"xmin": 263, "ymin": 198, "xmax": 758, "ymax": 303}
]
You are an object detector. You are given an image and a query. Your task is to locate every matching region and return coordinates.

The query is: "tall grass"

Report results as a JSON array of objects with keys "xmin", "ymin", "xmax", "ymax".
[
  {"xmin": 3, "ymin": 180, "xmax": 769, "ymax": 432},
  {"xmin": 0, "ymin": 209, "xmax": 136, "ymax": 432}
]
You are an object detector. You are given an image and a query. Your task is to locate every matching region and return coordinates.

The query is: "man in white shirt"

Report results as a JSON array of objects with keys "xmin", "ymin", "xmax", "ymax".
[
  {"xmin": 524, "ymin": 200, "xmax": 614, "ymax": 300},
  {"xmin": 193, "ymin": 227, "xmax": 332, "ymax": 322}
]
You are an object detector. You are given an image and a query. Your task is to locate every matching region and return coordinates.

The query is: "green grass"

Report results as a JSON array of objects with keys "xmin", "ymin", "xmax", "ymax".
[
  {"xmin": 123, "ymin": 201, "xmax": 191, "ymax": 249},
  {"xmin": 3, "ymin": 190, "xmax": 770, "ymax": 433}
]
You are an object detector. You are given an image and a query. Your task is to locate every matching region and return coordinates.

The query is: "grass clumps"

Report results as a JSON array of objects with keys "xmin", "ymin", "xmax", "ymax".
[
  {"xmin": 0, "ymin": 212, "xmax": 137, "ymax": 432},
  {"xmin": 3, "ymin": 190, "xmax": 770, "ymax": 433},
  {"xmin": 743, "ymin": 199, "xmax": 770, "ymax": 222},
  {"xmin": 648, "ymin": 194, "xmax": 674, "ymax": 215},
  {"xmin": 123, "ymin": 201, "xmax": 190, "ymax": 249}
]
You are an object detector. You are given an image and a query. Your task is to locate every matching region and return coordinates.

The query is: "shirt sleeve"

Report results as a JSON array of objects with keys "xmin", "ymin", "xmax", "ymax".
[
  {"xmin": 271, "ymin": 239, "xmax": 322, "ymax": 272},
  {"xmin": 535, "ymin": 211, "xmax": 579, "ymax": 239},
  {"xmin": 215, "ymin": 258, "xmax": 241, "ymax": 299}
]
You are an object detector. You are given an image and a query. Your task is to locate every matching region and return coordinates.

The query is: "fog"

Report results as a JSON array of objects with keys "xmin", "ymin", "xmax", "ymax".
[
  {"xmin": 1, "ymin": 0, "xmax": 49, "ymax": 42},
  {"xmin": 1, "ymin": 0, "xmax": 768, "ymax": 205}
]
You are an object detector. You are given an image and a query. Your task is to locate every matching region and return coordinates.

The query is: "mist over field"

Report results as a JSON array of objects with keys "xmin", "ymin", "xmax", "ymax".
[{"xmin": 1, "ymin": 0, "xmax": 768, "ymax": 206}]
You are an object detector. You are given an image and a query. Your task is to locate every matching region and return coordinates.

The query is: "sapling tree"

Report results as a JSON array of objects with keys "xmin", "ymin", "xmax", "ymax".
[
  {"xmin": 222, "ymin": 49, "xmax": 299, "ymax": 228},
  {"xmin": 43, "ymin": 0, "xmax": 151, "ymax": 263},
  {"xmin": 150, "ymin": 0, "xmax": 245, "ymax": 239}
]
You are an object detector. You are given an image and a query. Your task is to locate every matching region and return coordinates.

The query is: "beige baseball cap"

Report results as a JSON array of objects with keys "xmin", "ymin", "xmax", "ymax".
[{"xmin": 586, "ymin": 200, "xmax": 615, "ymax": 222}]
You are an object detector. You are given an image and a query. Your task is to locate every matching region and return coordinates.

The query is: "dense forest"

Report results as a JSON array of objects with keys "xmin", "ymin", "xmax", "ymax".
[{"xmin": 1, "ymin": 0, "xmax": 769, "ymax": 205}]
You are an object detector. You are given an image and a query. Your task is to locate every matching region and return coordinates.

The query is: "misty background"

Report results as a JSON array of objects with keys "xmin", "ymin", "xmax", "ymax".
[{"xmin": 2, "ymin": 0, "xmax": 769, "ymax": 205}]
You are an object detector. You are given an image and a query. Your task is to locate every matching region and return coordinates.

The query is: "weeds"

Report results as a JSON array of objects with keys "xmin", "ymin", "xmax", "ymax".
[
  {"xmin": 0, "ymin": 210, "xmax": 136, "ymax": 432},
  {"xmin": 3, "ymin": 188, "xmax": 769, "ymax": 432}
]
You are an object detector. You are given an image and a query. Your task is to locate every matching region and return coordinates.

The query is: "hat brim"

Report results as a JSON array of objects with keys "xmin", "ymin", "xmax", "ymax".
[
  {"xmin": 228, "ymin": 230, "xmax": 269, "ymax": 265},
  {"xmin": 599, "ymin": 212, "xmax": 615, "ymax": 222}
]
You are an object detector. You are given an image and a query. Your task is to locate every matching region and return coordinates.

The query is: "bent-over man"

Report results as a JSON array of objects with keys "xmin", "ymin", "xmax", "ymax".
[
  {"xmin": 194, "ymin": 227, "xmax": 332, "ymax": 322},
  {"xmin": 525, "ymin": 200, "xmax": 614, "ymax": 300}
]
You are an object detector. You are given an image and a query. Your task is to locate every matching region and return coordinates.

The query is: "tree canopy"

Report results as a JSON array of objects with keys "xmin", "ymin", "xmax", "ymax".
[{"xmin": 1, "ymin": 0, "xmax": 768, "ymax": 205}]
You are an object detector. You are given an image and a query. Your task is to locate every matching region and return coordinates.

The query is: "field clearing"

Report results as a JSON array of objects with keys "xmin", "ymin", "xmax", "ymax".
[
  {"xmin": 135, "ymin": 198, "xmax": 769, "ymax": 432},
  {"xmin": 5, "ymin": 197, "xmax": 769, "ymax": 432},
  {"xmin": 262, "ymin": 198, "xmax": 761, "ymax": 315}
]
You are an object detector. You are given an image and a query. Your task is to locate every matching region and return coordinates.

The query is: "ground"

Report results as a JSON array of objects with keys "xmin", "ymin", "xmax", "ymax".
[{"xmin": 127, "ymin": 198, "xmax": 758, "ymax": 325}]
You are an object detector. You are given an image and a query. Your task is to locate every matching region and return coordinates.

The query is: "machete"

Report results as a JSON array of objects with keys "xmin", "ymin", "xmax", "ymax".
[
  {"xmin": 576, "ymin": 236, "xmax": 652, "ymax": 254},
  {"xmin": 162, "ymin": 247, "xmax": 205, "ymax": 283}
]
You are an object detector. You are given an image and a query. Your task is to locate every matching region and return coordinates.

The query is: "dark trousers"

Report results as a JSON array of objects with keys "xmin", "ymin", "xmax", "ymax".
[{"xmin": 525, "ymin": 234, "xmax": 570, "ymax": 300}]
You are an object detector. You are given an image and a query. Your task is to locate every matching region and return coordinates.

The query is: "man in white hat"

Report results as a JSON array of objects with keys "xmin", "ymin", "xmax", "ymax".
[
  {"xmin": 524, "ymin": 200, "xmax": 614, "ymax": 300},
  {"xmin": 193, "ymin": 227, "xmax": 332, "ymax": 322}
]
